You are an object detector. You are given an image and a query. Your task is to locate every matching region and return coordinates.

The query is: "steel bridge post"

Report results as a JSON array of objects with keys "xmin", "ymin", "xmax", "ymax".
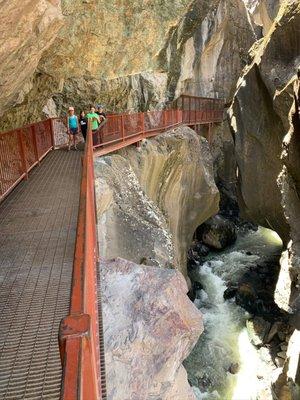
[{"xmin": 18, "ymin": 129, "xmax": 28, "ymax": 180}]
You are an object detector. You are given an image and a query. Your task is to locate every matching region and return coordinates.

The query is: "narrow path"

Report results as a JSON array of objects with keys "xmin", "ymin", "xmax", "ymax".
[{"xmin": 0, "ymin": 150, "xmax": 81, "ymax": 400}]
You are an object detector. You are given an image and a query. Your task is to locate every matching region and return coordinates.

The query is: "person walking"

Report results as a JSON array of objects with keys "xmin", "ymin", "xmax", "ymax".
[
  {"xmin": 86, "ymin": 106, "xmax": 100, "ymax": 146},
  {"xmin": 67, "ymin": 106, "xmax": 79, "ymax": 150},
  {"xmin": 79, "ymin": 111, "xmax": 88, "ymax": 142},
  {"xmin": 96, "ymin": 105, "xmax": 107, "ymax": 146},
  {"xmin": 96, "ymin": 105, "xmax": 107, "ymax": 128}
]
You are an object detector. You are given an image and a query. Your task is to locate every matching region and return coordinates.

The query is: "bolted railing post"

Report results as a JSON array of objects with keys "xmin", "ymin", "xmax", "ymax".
[
  {"xmin": 163, "ymin": 111, "xmax": 166, "ymax": 129},
  {"xmin": 141, "ymin": 113, "xmax": 145, "ymax": 138},
  {"xmin": 49, "ymin": 118, "xmax": 55, "ymax": 149},
  {"xmin": 121, "ymin": 115, "xmax": 125, "ymax": 141},
  {"xmin": 31, "ymin": 124, "xmax": 40, "ymax": 164},
  {"xmin": 18, "ymin": 129, "xmax": 28, "ymax": 180}
]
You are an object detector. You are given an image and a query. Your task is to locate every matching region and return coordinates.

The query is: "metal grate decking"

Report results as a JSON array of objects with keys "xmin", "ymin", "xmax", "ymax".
[{"xmin": 0, "ymin": 150, "xmax": 82, "ymax": 399}]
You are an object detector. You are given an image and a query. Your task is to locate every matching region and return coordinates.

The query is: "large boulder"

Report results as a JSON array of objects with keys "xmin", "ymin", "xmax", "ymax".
[
  {"xmin": 197, "ymin": 215, "xmax": 237, "ymax": 250},
  {"xmin": 246, "ymin": 317, "xmax": 271, "ymax": 346},
  {"xmin": 101, "ymin": 257, "xmax": 203, "ymax": 400},
  {"xmin": 95, "ymin": 126, "xmax": 219, "ymax": 276}
]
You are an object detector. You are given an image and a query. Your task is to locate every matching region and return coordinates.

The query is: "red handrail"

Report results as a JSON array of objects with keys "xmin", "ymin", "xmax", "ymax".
[
  {"xmin": 0, "ymin": 119, "xmax": 53, "ymax": 202},
  {"xmin": 92, "ymin": 100, "xmax": 224, "ymax": 156},
  {"xmin": 0, "ymin": 99, "xmax": 224, "ymax": 202},
  {"xmin": 0, "ymin": 96, "xmax": 224, "ymax": 398},
  {"xmin": 92, "ymin": 109, "xmax": 184, "ymax": 156},
  {"xmin": 59, "ymin": 121, "xmax": 105, "ymax": 399}
]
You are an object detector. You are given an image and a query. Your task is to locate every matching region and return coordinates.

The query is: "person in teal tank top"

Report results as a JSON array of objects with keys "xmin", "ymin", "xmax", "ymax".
[{"xmin": 67, "ymin": 106, "xmax": 79, "ymax": 150}]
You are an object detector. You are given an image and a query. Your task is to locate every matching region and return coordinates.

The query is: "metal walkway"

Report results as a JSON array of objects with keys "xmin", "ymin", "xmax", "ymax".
[
  {"xmin": 0, "ymin": 95, "xmax": 224, "ymax": 399},
  {"xmin": 0, "ymin": 150, "xmax": 82, "ymax": 400}
]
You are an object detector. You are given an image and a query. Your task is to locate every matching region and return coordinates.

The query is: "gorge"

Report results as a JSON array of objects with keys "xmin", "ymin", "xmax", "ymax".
[{"xmin": 1, "ymin": 0, "xmax": 300, "ymax": 399}]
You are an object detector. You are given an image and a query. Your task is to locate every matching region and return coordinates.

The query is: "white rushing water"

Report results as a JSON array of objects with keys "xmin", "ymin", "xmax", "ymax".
[{"xmin": 185, "ymin": 227, "xmax": 283, "ymax": 400}]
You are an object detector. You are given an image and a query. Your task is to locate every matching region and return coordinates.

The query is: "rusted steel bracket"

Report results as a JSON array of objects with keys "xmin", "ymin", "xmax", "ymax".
[{"xmin": 59, "ymin": 314, "xmax": 91, "ymax": 363}]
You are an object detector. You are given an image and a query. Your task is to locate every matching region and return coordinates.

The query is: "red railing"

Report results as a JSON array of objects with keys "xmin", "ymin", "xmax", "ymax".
[
  {"xmin": 59, "ymin": 122, "xmax": 105, "ymax": 400},
  {"xmin": 0, "ymin": 95, "xmax": 224, "ymax": 399},
  {"xmin": 0, "ymin": 97, "xmax": 224, "ymax": 203},
  {"xmin": 0, "ymin": 119, "xmax": 54, "ymax": 202},
  {"xmin": 93, "ymin": 109, "xmax": 183, "ymax": 156},
  {"xmin": 92, "ymin": 98, "xmax": 224, "ymax": 156},
  {"xmin": 174, "ymin": 95, "xmax": 224, "ymax": 125}
]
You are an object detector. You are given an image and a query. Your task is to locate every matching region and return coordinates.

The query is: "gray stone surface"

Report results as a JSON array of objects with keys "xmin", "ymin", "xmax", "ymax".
[
  {"xmin": 101, "ymin": 257, "xmax": 203, "ymax": 400},
  {"xmin": 94, "ymin": 126, "xmax": 219, "ymax": 276}
]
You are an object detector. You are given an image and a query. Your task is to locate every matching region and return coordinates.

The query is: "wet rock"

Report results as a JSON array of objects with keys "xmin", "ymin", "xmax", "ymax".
[
  {"xmin": 277, "ymin": 351, "xmax": 287, "ymax": 359},
  {"xmin": 197, "ymin": 215, "xmax": 237, "ymax": 250},
  {"xmin": 187, "ymin": 250, "xmax": 201, "ymax": 271},
  {"xmin": 189, "ymin": 281, "xmax": 204, "ymax": 302},
  {"xmin": 236, "ymin": 282, "xmax": 257, "ymax": 309},
  {"xmin": 193, "ymin": 281, "xmax": 204, "ymax": 292},
  {"xmin": 246, "ymin": 317, "xmax": 271, "ymax": 346},
  {"xmin": 191, "ymin": 242, "xmax": 210, "ymax": 257},
  {"xmin": 223, "ymin": 286, "xmax": 238, "ymax": 301},
  {"xmin": 280, "ymin": 343, "xmax": 288, "ymax": 351},
  {"xmin": 265, "ymin": 322, "xmax": 283, "ymax": 343},
  {"xmin": 234, "ymin": 256, "xmax": 291, "ymax": 322},
  {"xmin": 259, "ymin": 347, "xmax": 273, "ymax": 365},
  {"xmin": 228, "ymin": 362, "xmax": 240, "ymax": 375},
  {"xmin": 275, "ymin": 357, "xmax": 285, "ymax": 368},
  {"xmin": 278, "ymin": 331, "xmax": 287, "ymax": 342}
]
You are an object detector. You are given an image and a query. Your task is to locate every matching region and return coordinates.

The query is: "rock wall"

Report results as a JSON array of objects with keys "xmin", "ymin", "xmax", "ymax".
[
  {"xmin": 229, "ymin": 1, "xmax": 300, "ymax": 242},
  {"xmin": 0, "ymin": 0, "xmax": 256, "ymax": 130},
  {"xmin": 244, "ymin": 0, "xmax": 284, "ymax": 36},
  {"xmin": 230, "ymin": 1, "xmax": 300, "ymax": 397},
  {"xmin": 94, "ymin": 126, "xmax": 219, "ymax": 276},
  {"xmin": 0, "ymin": 0, "xmax": 63, "ymax": 118},
  {"xmin": 159, "ymin": 0, "xmax": 255, "ymax": 101},
  {"xmin": 101, "ymin": 257, "xmax": 203, "ymax": 400}
]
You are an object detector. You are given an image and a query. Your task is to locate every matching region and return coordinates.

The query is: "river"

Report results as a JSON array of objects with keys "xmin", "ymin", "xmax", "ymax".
[{"xmin": 184, "ymin": 227, "xmax": 283, "ymax": 400}]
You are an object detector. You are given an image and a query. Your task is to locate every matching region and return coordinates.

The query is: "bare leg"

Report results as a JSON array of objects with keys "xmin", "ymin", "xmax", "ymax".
[{"xmin": 68, "ymin": 134, "xmax": 72, "ymax": 150}]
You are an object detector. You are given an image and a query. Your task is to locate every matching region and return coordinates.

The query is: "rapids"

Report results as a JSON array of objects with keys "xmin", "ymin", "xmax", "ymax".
[{"xmin": 185, "ymin": 227, "xmax": 283, "ymax": 400}]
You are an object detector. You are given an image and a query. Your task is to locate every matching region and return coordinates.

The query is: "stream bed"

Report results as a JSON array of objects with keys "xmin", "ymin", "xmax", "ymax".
[{"xmin": 184, "ymin": 227, "xmax": 283, "ymax": 400}]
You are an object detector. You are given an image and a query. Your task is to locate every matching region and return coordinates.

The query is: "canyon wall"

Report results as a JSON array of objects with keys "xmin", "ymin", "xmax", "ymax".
[
  {"xmin": 95, "ymin": 126, "xmax": 219, "ymax": 277},
  {"xmin": 95, "ymin": 125, "xmax": 218, "ymax": 397},
  {"xmin": 0, "ymin": 0, "xmax": 63, "ymax": 119},
  {"xmin": 229, "ymin": 0, "xmax": 299, "ymax": 243},
  {"xmin": 0, "ymin": 0, "xmax": 256, "ymax": 130},
  {"xmin": 244, "ymin": 0, "xmax": 283, "ymax": 35},
  {"xmin": 230, "ymin": 1, "xmax": 300, "ymax": 397}
]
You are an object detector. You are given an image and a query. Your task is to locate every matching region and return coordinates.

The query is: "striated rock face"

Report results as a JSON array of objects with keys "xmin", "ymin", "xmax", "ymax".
[
  {"xmin": 0, "ymin": 0, "xmax": 190, "ymax": 126},
  {"xmin": 94, "ymin": 126, "xmax": 219, "ymax": 276},
  {"xmin": 0, "ymin": 0, "xmax": 63, "ymax": 118},
  {"xmin": 0, "ymin": 0, "xmax": 256, "ymax": 129},
  {"xmin": 230, "ymin": 1, "xmax": 300, "ymax": 397},
  {"xmin": 159, "ymin": 0, "xmax": 255, "ymax": 101},
  {"xmin": 244, "ymin": 0, "xmax": 283, "ymax": 36},
  {"xmin": 101, "ymin": 257, "xmax": 203, "ymax": 400},
  {"xmin": 229, "ymin": 1, "xmax": 300, "ymax": 242}
]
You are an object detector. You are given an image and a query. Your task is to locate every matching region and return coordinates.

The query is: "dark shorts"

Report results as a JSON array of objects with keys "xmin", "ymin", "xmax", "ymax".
[{"xmin": 69, "ymin": 128, "xmax": 78, "ymax": 135}]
